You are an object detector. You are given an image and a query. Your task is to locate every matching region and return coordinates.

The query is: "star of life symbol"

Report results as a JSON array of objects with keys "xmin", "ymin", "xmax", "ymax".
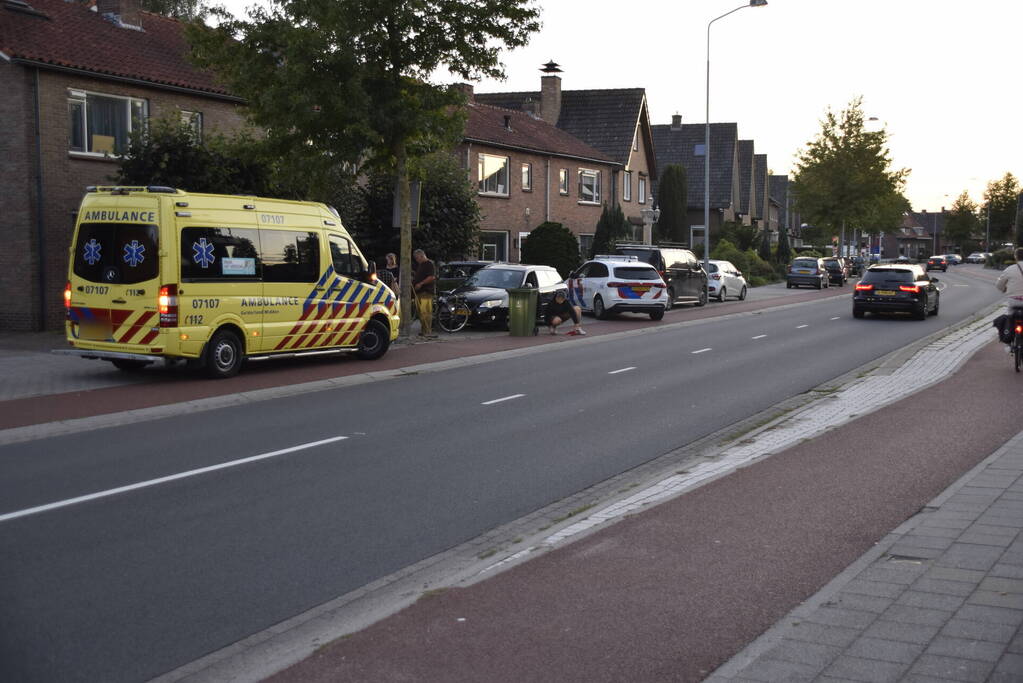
[
  {"xmin": 123, "ymin": 240, "xmax": 145, "ymax": 267},
  {"xmin": 192, "ymin": 238, "xmax": 216, "ymax": 269},
  {"xmin": 83, "ymin": 238, "xmax": 102, "ymax": 266}
]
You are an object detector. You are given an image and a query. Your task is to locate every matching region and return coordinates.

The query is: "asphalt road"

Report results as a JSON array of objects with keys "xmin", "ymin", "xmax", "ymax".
[{"xmin": 0, "ymin": 265, "xmax": 1004, "ymax": 682}]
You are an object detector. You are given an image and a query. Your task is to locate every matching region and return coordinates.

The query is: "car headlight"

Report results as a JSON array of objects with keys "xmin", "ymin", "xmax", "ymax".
[{"xmin": 477, "ymin": 299, "xmax": 503, "ymax": 309}]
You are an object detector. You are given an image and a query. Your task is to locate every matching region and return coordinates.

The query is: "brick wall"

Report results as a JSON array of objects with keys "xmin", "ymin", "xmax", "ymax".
[
  {"xmin": 457, "ymin": 143, "xmax": 614, "ymax": 262},
  {"xmin": 0, "ymin": 64, "xmax": 248, "ymax": 331}
]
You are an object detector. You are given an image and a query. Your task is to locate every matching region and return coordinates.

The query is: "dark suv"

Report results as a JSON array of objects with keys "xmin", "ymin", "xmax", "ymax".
[
  {"xmin": 822, "ymin": 257, "xmax": 849, "ymax": 286},
  {"xmin": 613, "ymin": 243, "xmax": 708, "ymax": 308},
  {"xmin": 852, "ymin": 264, "xmax": 939, "ymax": 320},
  {"xmin": 451, "ymin": 263, "xmax": 565, "ymax": 327}
]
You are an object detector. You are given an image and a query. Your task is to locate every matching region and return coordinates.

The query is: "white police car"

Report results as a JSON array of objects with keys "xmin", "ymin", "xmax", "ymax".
[{"xmin": 565, "ymin": 255, "xmax": 668, "ymax": 320}]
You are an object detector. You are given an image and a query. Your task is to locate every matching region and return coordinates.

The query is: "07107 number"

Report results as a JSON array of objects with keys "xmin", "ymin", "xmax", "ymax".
[{"xmin": 191, "ymin": 298, "xmax": 220, "ymax": 309}]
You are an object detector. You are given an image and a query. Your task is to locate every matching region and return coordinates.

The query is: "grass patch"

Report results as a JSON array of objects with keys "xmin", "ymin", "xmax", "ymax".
[
  {"xmin": 512, "ymin": 537, "xmax": 523, "ymax": 544},
  {"xmin": 618, "ymin": 482, "xmax": 640, "ymax": 493},
  {"xmin": 551, "ymin": 503, "xmax": 596, "ymax": 525},
  {"xmin": 477, "ymin": 548, "xmax": 498, "ymax": 560}
]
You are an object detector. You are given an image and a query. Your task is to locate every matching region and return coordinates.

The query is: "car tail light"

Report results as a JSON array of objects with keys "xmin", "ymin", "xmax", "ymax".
[
  {"xmin": 854, "ymin": 283, "xmax": 873, "ymax": 291},
  {"xmin": 899, "ymin": 285, "xmax": 921, "ymax": 293},
  {"xmin": 64, "ymin": 281, "xmax": 71, "ymax": 312},
  {"xmin": 711, "ymin": 274, "xmax": 721, "ymax": 280},
  {"xmin": 159, "ymin": 284, "xmax": 178, "ymax": 327},
  {"xmin": 1016, "ymin": 324, "xmax": 1023, "ymax": 335}
]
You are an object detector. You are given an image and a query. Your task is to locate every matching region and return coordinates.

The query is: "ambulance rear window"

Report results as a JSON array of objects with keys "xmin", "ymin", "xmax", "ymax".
[{"xmin": 73, "ymin": 222, "xmax": 159, "ymax": 284}]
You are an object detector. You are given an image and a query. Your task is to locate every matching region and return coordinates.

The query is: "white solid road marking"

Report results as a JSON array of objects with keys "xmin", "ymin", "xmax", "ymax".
[
  {"xmin": 751, "ymin": 334, "xmax": 767, "ymax": 340},
  {"xmin": 692, "ymin": 348, "xmax": 712, "ymax": 354},
  {"xmin": 482, "ymin": 394, "xmax": 525, "ymax": 405},
  {"xmin": 797, "ymin": 324, "xmax": 809, "ymax": 329},
  {"xmin": 0, "ymin": 436, "xmax": 349, "ymax": 524},
  {"xmin": 831, "ymin": 316, "xmax": 841, "ymax": 320},
  {"xmin": 608, "ymin": 367, "xmax": 636, "ymax": 375}
]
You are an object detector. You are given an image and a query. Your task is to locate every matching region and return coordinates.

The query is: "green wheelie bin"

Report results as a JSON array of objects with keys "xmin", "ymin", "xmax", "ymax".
[{"xmin": 507, "ymin": 287, "xmax": 538, "ymax": 336}]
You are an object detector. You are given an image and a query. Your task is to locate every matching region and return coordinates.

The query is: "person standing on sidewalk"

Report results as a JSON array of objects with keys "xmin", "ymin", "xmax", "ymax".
[{"xmin": 412, "ymin": 249, "xmax": 437, "ymax": 338}]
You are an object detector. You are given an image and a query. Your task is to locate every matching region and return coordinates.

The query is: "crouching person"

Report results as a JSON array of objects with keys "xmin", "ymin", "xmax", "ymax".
[{"xmin": 546, "ymin": 290, "xmax": 585, "ymax": 336}]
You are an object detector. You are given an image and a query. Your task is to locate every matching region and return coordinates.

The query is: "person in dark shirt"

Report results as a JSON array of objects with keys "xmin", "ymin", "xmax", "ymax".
[
  {"xmin": 412, "ymin": 249, "xmax": 436, "ymax": 337},
  {"xmin": 545, "ymin": 289, "xmax": 585, "ymax": 336}
]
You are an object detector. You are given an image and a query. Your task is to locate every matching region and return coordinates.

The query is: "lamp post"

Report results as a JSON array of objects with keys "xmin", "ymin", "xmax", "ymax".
[{"xmin": 705, "ymin": 0, "xmax": 767, "ymax": 267}]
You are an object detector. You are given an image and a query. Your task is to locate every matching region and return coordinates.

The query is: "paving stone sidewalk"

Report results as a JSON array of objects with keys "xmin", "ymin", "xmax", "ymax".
[{"xmin": 710, "ymin": 429, "xmax": 1023, "ymax": 682}]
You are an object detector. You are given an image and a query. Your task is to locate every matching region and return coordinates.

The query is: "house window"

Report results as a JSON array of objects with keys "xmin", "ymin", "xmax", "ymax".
[
  {"xmin": 480, "ymin": 231, "xmax": 508, "ymax": 261},
  {"xmin": 478, "ymin": 153, "xmax": 510, "ymax": 196},
  {"xmin": 694, "ymin": 144, "xmax": 706, "ymax": 156},
  {"xmin": 181, "ymin": 110, "xmax": 203, "ymax": 141},
  {"xmin": 521, "ymin": 162, "xmax": 532, "ymax": 192},
  {"xmin": 68, "ymin": 89, "xmax": 147, "ymax": 156},
  {"xmin": 578, "ymin": 169, "xmax": 601, "ymax": 204},
  {"xmin": 623, "ymin": 171, "xmax": 632, "ymax": 202},
  {"xmin": 638, "ymin": 175, "xmax": 647, "ymax": 204},
  {"xmin": 559, "ymin": 168, "xmax": 569, "ymax": 195},
  {"xmin": 578, "ymin": 233, "xmax": 595, "ymax": 259}
]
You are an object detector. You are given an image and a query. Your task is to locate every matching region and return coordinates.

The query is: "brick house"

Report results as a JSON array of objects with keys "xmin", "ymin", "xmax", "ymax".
[
  {"xmin": 0, "ymin": 0, "xmax": 247, "ymax": 331},
  {"xmin": 770, "ymin": 174, "xmax": 803, "ymax": 247},
  {"xmin": 474, "ymin": 62, "xmax": 658, "ymax": 248},
  {"xmin": 737, "ymin": 139, "xmax": 756, "ymax": 227},
  {"xmin": 458, "ymin": 90, "xmax": 620, "ymax": 262},
  {"xmin": 650, "ymin": 117, "xmax": 741, "ymax": 246}
]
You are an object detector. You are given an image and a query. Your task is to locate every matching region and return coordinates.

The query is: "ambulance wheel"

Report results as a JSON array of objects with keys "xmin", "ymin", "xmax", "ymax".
[
  {"xmin": 356, "ymin": 318, "xmax": 390, "ymax": 360},
  {"xmin": 110, "ymin": 359, "xmax": 148, "ymax": 372},
  {"xmin": 205, "ymin": 329, "xmax": 243, "ymax": 379}
]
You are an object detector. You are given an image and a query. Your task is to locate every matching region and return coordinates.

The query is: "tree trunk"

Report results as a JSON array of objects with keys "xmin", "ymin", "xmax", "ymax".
[{"xmin": 396, "ymin": 141, "xmax": 413, "ymax": 338}]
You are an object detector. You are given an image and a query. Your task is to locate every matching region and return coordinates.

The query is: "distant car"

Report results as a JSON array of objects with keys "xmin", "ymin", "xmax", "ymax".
[
  {"xmin": 822, "ymin": 257, "xmax": 849, "ymax": 286},
  {"xmin": 450, "ymin": 263, "xmax": 564, "ymax": 328},
  {"xmin": 436, "ymin": 261, "xmax": 488, "ymax": 292},
  {"xmin": 613, "ymin": 243, "xmax": 708, "ymax": 308},
  {"xmin": 926, "ymin": 255, "xmax": 948, "ymax": 272},
  {"xmin": 786, "ymin": 257, "xmax": 829, "ymax": 289},
  {"xmin": 852, "ymin": 264, "xmax": 940, "ymax": 320},
  {"xmin": 944, "ymin": 254, "xmax": 962, "ymax": 266},
  {"xmin": 565, "ymin": 256, "xmax": 667, "ymax": 320},
  {"xmin": 849, "ymin": 256, "xmax": 867, "ymax": 276},
  {"xmin": 894, "ymin": 255, "xmax": 913, "ymax": 264},
  {"xmin": 705, "ymin": 259, "xmax": 748, "ymax": 301},
  {"xmin": 965, "ymin": 252, "xmax": 987, "ymax": 264}
]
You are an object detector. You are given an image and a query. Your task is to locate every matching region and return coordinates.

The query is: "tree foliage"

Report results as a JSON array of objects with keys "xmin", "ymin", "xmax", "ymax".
[
  {"xmin": 140, "ymin": 0, "xmax": 204, "ymax": 20},
  {"xmin": 983, "ymin": 172, "xmax": 1021, "ymax": 244},
  {"xmin": 590, "ymin": 202, "xmax": 631, "ymax": 258},
  {"xmin": 791, "ymin": 97, "xmax": 909, "ymax": 239},
  {"xmin": 719, "ymin": 220, "xmax": 759, "ymax": 252},
  {"xmin": 188, "ymin": 0, "xmax": 540, "ymax": 334},
  {"xmin": 655, "ymin": 164, "xmax": 688, "ymax": 242},
  {"xmin": 776, "ymin": 221, "xmax": 791, "ymax": 264},
  {"xmin": 943, "ymin": 191, "xmax": 980, "ymax": 249},
  {"xmin": 520, "ymin": 222, "xmax": 580, "ymax": 278}
]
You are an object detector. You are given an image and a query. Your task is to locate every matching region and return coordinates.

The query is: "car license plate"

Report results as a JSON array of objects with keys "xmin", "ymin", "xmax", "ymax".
[
  {"xmin": 876, "ymin": 289, "xmax": 896, "ymax": 296},
  {"xmin": 797, "ymin": 269, "xmax": 810, "ymax": 274}
]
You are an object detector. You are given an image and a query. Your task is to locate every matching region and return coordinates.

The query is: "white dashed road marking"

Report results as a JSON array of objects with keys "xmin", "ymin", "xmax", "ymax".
[
  {"xmin": 482, "ymin": 394, "xmax": 525, "ymax": 406},
  {"xmin": 608, "ymin": 367, "xmax": 636, "ymax": 375},
  {"xmin": 831, "ymin": 316, "xmax": 841, "ymax": 320},
  {"xmin": 751, "ymin": 334, "xmax": 767, "ymax": 340},
  {"xmin": 797, "ymin": 324, "xmax": 809, "ymax": 329},
  {"xmin": 692, "ymin": 348, "xmax": 712, "ymax": 354},
  {"xmin": 0, "ymin": 436, "xmax": 349, "ymax": 523}
]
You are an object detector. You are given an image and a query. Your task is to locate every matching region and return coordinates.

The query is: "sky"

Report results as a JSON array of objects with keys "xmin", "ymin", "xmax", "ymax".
[{"xmin": 220, "ymin": 0, "xmax": 1022, "ymax": 212}]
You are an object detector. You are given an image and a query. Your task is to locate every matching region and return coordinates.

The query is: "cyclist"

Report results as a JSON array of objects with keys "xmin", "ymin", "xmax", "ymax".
[
  {"xmin": 546, "ymin": 289, "xmax": 585, "ymax": 336},
  {"xmin": 994, "ymin": 247, "xmax": 1023, "ymax": 346}
]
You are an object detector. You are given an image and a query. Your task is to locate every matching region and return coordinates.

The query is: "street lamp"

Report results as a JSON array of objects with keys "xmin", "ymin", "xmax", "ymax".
[{"xmin": 705, "ymin": 0, "xmax": 768, "ymax": 267}]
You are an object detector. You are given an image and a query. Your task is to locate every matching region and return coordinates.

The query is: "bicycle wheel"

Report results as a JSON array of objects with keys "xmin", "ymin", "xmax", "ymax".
[
  {"xmin": 437, "ymin": 300, "xmax": 470, "ymax": 333},
  {"xmin": 1015, "ymin": 340, "xmax": 1021, "ymax": 373}
]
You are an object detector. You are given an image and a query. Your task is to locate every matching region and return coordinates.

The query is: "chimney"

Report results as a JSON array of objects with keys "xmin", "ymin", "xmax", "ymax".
[
  {"xmin": 671, "ymin": 114, "xmax": 682, "ymax": 130},
  {"xmin": 451, "ymin": 82, "xmax": 474, "ymax": 103},
  {"xmin": 97, "ymin": 0, "xmax": 142, "ymax": 29},
  {"xmin": 540, "ymin": 60, "xmax": 562, "ymax": 126}
]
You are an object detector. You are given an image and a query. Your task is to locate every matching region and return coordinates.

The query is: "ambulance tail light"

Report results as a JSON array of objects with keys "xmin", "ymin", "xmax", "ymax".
[
  {"xmin": 159, "ymin": 284, "xmax": 178, "ymax": 327},
  {"xmin": 64, "ymin": 281, "xmax": 72, "ymax": 312}
]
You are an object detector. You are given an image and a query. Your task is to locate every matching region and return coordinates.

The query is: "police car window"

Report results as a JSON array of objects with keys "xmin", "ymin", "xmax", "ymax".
[
  {"xmin": 614, "ymin": 266, "xmax": 661, "ymax": 280},
  {"xmin": 261, "ymin": 230, "xmax": 320, "ymax": 283},
  {"xmin": 181, "ymin": 227, "xmax": 260, "ymax": 281},
  {"xmin": 587, "ymin": 263, "xmax": 607, "ymax": 278},
  {"xmin": 74, "ymin": 222, "xmax": 159, "ymax": 285},
  {"xmin": 329, "ymin": 235, "xmax": 361, "ymax": 277}
]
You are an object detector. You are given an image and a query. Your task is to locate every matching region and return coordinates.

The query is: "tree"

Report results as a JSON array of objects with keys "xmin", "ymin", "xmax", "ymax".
[
  {"xmin": 720, "ymin": 220, "xmax": 759, "ymax": 252},
  {"xmin": 776, "ymin": 222, "xmax": 791, "ymax": 265},
  {"xmin": 140, "ymin": 0, "xmax": 204, "ymax": 20},
  {"xmin": 189, "ymin": 0, "xmax": 540, "ymax": 336},
  {"xmin": 590, "ymin": 202, "xmax": 630, "ymax": 258},
  {"xmin": 943, "ymin": 191, "xmax": 980, "ymax": 250},
  {"xmin": 655, "ymin": 164, "xmax": 688, "ymax": 242},
  {"xmin": 757, "ymin": 228, "xmax": 772, "ymax": 262},
  {"xmin": 983, "ymin": 172, "xmax": 1021, "ymax": 246},
  {"xmin": 791, "ymin": 97, "xmax": 909, "ymax": 256},
  {"xmin": 520, "ymin": 222, "xmax": 579, "ymax": 278}
]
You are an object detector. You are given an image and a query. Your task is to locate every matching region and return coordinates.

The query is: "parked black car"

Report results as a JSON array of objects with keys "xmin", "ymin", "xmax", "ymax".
[
  {"xmin": 852, "ymin": 264, "xmax": 939, "ymax": 320},
  {"xmin": 436, "ymin": 261, "xmax": 489, "ymax": 292},
  {"xmin": 822, "ymin": 257, "xmax": 849, "ymax": 286},
  {"xmin": 450, "ymin": 263, "xmax": 565, "ymax": 327},
  {"xmin": 613, "ymin": 243, "xmax": 708, "ymax": 308}
]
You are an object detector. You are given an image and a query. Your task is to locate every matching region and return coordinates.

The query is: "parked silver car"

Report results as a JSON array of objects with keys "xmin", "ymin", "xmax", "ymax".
[{"xmin": 706, "ymin": 259, "xmax": 748, "ymax": 301}]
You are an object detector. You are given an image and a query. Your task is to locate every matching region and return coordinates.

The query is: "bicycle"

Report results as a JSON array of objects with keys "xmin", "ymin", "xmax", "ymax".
[
  {"xmin": 436, "ymin": 294, "xmax": 472, "ymax": 333},
  {"xmin": 1011, "ymin": 311, "xmax": 1023, "ymax": 373}
]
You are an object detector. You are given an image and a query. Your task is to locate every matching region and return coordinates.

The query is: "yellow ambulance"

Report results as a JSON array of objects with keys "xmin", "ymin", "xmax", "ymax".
[{"xmin": 62, "ymin": 186, "xmax": 399, "ymax": 378}]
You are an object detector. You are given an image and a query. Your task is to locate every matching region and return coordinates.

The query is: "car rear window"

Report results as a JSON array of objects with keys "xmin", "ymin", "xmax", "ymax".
[
  {"xmin": 862, "ymin": 268, "xmax": 915, "ymax": 283},
  {"xmin": 792, "ymin": 258, "xmax": 818, "ymax": 268},
  {"xmin": 613, "ymin": 266, "xmax": 661, "ymax": 281},
  {"xmin": 616, "ymin": 248, "xmax": 658, "ymax": 267},
  {"xmin": 73, "ymin": 222, "xmax": 160, "ymax": 284},
  {"xmin": 705, "ymin": 263, "xmax": 719, "ymax": 273}
]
